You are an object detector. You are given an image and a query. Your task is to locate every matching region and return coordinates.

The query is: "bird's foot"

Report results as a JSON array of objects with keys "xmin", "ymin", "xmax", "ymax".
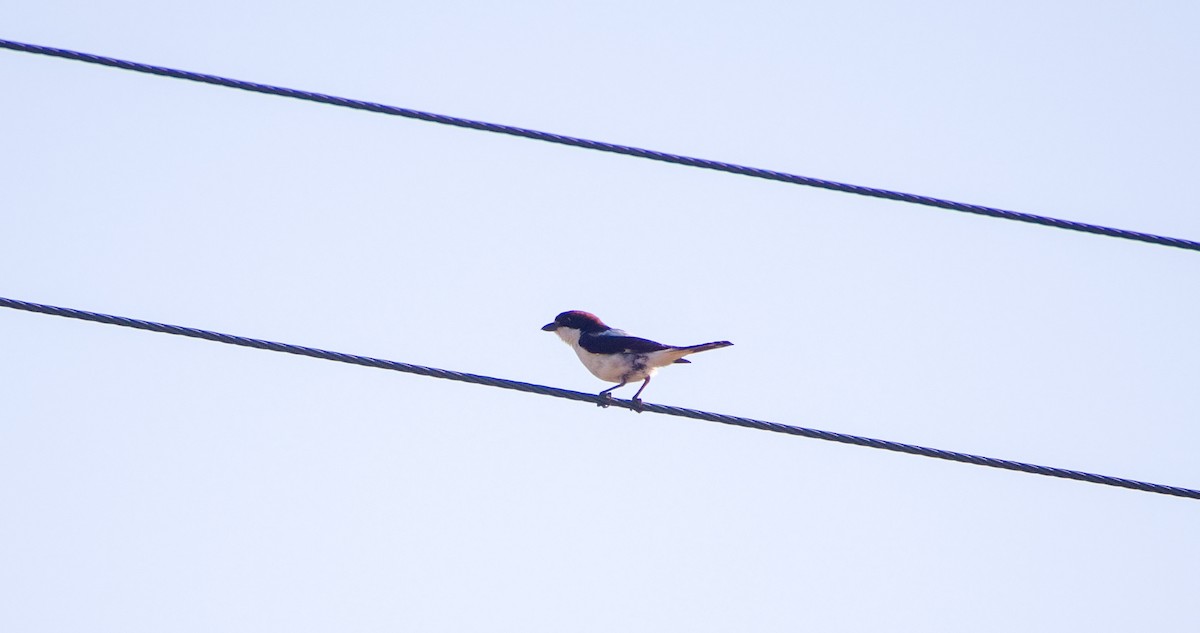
[
  {"xmin": 597, "ymin": 392, "xmax": 614, "ymax": 408},
  {"xmin": 629, "ymin": 398, "xmax": 644, "ymax": 413}
]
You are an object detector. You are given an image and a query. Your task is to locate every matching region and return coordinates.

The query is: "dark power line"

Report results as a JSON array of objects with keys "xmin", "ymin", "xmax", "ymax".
[
  {"xmin": 3, "ymin": 296, "xmax": 1196, "ymax": 501},
  {"xmin": 2, "ymin": 38, "xmax": 1199, "ymax": 252}
]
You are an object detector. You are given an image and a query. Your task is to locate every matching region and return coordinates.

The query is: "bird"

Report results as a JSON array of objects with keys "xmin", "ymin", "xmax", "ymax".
[{"xmin": 541, "ymin": 310, "xmax": 732, "ymax": 409}]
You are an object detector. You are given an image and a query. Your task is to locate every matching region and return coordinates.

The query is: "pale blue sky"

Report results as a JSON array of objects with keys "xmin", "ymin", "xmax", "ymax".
[{"xmin": 3, "ymin": 2, "xmax": 1199, "ymax": 631}]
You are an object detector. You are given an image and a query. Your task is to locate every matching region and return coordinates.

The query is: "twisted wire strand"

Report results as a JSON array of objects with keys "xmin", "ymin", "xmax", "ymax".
[
  {"xmin": 2, "ymin": 38, "xmax": 1198, "ymax": 252},
  {"xmin": 3, "ymin": 296, "xmax": 1196, "ymax": 500}
]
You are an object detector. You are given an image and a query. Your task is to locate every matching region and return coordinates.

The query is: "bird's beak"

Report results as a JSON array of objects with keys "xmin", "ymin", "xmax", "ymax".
[{"xmin": 541, "ymin": 322, "xmax": 558, "ymax": 332}]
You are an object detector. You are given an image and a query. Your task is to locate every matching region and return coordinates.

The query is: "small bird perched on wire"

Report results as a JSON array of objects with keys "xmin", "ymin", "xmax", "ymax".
[{"xmin": 541, "ymin": 310, "xmax": 732, "ymax": 409}]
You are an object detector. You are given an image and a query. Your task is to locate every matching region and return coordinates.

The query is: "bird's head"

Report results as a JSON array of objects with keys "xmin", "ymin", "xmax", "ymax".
[{"xmin": 541, "ymin": 310, "xmax": 608, "ymax": 333}]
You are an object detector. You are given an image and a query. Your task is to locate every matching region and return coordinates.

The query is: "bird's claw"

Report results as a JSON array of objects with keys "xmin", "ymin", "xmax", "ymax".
[
  {"xmin": 597, "ymin": 392, "xmax": 614, "ymax": 408},
  {"xmin": 630, "ymin": 398, "xmax": 644, "ymax": 413}
]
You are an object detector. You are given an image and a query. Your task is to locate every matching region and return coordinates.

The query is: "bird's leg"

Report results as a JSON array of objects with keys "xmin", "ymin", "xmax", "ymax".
[
  {"xmin": 629, "ymin": 377, "xmax": 651, "ymax": 412},
  {"xmin": 597, "ymin": 380, "xmax": 626, "ymax": 408}
]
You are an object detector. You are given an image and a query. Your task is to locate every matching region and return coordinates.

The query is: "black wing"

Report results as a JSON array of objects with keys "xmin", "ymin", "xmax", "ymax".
[{"xmin": 579, "ymin": 331, "xmax": 671, "ymax": 355}]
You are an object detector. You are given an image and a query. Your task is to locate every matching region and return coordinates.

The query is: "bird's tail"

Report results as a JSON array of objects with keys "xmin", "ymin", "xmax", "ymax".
[
  {"xmin": 670, "ymin": 340, "xmax": 733, "ymax": 364},
  {"xmin": 681, "ymin": 341, "xmax": 734, "ymax": 353}
]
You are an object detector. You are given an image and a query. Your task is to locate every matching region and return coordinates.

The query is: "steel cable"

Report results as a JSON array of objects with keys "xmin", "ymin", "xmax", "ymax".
[
  {"xmin": 3, "ymin": 296, "xmax": 1195, "ymax": 500},
  {"xmin": 2, "ymin": 38, "xmax": 1198, "ymax": 252}
]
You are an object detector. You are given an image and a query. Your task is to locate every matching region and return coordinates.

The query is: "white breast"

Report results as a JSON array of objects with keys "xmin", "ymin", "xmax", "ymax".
[{"xmin": 554, "ymin": 327, "xmax": 658, "ymax": 383}]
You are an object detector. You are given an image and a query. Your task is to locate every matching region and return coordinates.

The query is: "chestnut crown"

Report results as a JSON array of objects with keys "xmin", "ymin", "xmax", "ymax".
[{"xmin": 541, "ymin": 310, "xmax": 609, "ymax": 332}]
